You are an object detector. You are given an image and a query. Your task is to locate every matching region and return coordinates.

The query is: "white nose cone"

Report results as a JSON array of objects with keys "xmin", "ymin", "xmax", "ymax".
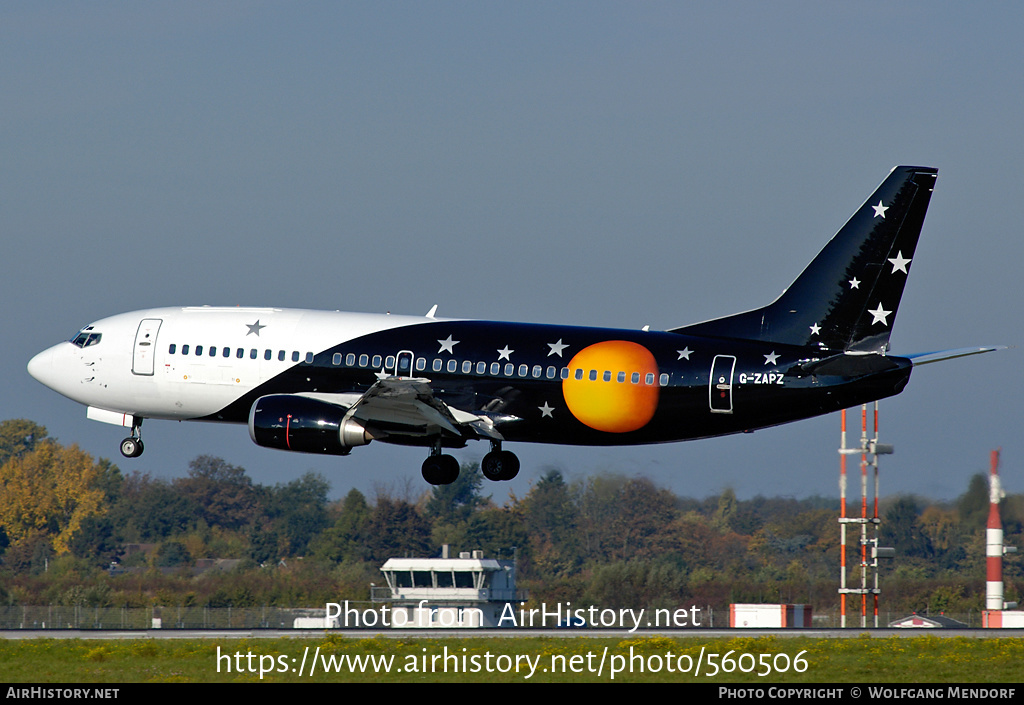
[{"xmin": 27, "ymin": 346, "xmax": 58, "ymax": 390}]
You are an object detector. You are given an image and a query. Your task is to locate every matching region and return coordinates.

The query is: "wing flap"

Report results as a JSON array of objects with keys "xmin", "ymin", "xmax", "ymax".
[{"xmin": 344, "ymin": 377, "xmax": 502, "ymax": 441}]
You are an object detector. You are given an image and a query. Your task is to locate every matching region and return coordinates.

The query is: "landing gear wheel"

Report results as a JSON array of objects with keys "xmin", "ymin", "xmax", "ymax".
[
  {"xmin": 422, "ymin": 454, "xmax": 459, "ymax": 485},
  {"xmin": 120, "ymin": 437, "xmax": 144, "ymax": 458},
  {"xmin": 482, "ymin": 450, "xmax": 519, "ymax": 481}
]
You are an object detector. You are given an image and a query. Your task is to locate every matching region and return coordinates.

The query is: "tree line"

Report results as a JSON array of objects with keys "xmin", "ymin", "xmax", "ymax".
[{"xmin": 0, "ymin": 419, "xmax": 1019, "ymax": 615}]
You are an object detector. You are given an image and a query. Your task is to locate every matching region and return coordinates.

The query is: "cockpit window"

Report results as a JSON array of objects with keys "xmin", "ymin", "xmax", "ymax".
[{"xmin": 70, "ymin": 329, "xmax": 102, "ymax": 348}]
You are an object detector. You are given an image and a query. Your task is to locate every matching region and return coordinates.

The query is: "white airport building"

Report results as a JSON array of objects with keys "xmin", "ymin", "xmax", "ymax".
[{"xmin": 370, "ymin": 548, "xmax": 522, "ymax": 628}]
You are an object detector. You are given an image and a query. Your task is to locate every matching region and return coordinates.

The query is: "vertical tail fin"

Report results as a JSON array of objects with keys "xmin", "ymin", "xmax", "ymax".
[{"xmin": 671, "ymin": 166, "xmax": 938, "ymax": 353}]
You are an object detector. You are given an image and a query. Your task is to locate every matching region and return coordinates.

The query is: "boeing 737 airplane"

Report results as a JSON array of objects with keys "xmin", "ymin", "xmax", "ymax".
[{"xmin": 28, "ymin": 166, "xmax": 998, "ymax": 485}]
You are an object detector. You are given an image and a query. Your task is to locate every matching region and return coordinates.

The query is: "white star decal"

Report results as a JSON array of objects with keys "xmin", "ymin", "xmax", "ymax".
[
  {"xmin": 677, "ymin": 347, "xmax": 693, "ymax": 360},
  {"xmin": 497, "ymin": 345, "xmax": 514, "ymax": 361},
  {"xmin": 539, "ymin": 402, "xmax": 554, "ymax": 418},
  {"xmin": 849, "ymin": 277, "xmax": 861, "ymax": 289},
  {"xmin": 810, "ymin": 323, "xmax": 821, "ymax": 335},
  {"xmin": 764, "ymin": 351, "xmax": 780, "ymax": 366},
  {"xmin": 888, "ymin": 251, "xmax": 912, "ymax": 274},
  {"xmin": 872, "ymin": 200, "xmax": 888, "ymax": 218},
  {"xmin": 547, "ymin": 339, "xmax": 568, "ymax": 357},
  {"xmin": 868, "ymin": 303, "xmax": 891, "ymax": 326},
  {"xmin": 437, "ymin": 335, "xmax": 459, "ymax": 354}
]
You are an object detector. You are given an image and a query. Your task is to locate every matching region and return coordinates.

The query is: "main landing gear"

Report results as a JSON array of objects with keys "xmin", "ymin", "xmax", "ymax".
[
  {"xmin": 120, "ymin": 419, "xmax": 144, "ymax": 458},
  {"xmin": 422, "ymin": 440, "xmax": 460, "ymax": 486},
  {"xmin": 420, "ymin": 440, "xmax": 521, "ymax": 485},
  {"xmin": 481, "ymin": 440, "xmax": 519, "ymax": 482}
]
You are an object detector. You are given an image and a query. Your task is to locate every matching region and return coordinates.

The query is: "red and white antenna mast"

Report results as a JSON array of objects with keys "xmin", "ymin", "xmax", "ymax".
[
  {"xmin": 986, "ymin": 449, "xmax": 1014, "ymax": 611},
  {"xmin": 982, "ymin": 449, "xmax": 1019, "ymax": 627}
]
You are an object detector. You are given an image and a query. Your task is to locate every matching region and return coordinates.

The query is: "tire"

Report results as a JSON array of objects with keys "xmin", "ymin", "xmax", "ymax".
[
  {"xmin": 483, "ymin": 450, "xmax": 519, "ymax": 481},
  {"xmin": 497, "ymin": 450, "xmax": 519, "ymax": 480},
  {"xmin": 120, "ymin": 437, "xmax": 142, "ymax": 458},
  {"xmin": 422, "ymin": 455, "xmax": 459, "ymax": 485}
]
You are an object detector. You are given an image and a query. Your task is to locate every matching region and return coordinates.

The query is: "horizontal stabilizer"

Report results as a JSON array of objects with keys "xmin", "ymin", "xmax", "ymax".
[
  {"xmin": 792, "ymin": 352, "xmax": 904, "ymax": 378},
  {"xmin": 895, "ymin": 346, "xmax": 1006, "ymax": 366}
]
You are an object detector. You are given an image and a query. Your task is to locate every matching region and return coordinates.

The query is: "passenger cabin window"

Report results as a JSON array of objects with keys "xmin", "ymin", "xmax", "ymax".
[
  {"xmin": 195, "ymin": 345, "xmax": 203, "ymax": 356},
  {"xmin": 360, "ymin": 354, "xmax": 369, "ymax": 367},
  {"xmin": 251, "ymin": 349, "xmax": 259, "ymax": 360},
  {"xmin": 292, "ymin": 351, "xmax": 300, "ymax": 363},
  {"xmin": 182, "ymin": 344, "xmax": 190, "ymax": 355},
  {"xmin": 265, "ymin": 350, "xmax": 272, "ymax": 361},
  {"xmin": 433, "ymin": 359, "xmax": 442, "ymax": 372},
  {"xmin": 209, "ymin": 346, "xmax": 217, "ymax": 357},
  {"xmin": 278, "ymin": 350, "xmax": 286, "ymax": 361},
  {"xmin": 346, "ymin": 353, "xmax": 356, "ymax": 366},
  {"xmin": 305, "ymin": 352, "xmax": 313, "ymax": 364},
  {"xmin": 236, "ymin": 348, "xmax": 244, "ymax": 359},
  {"xmin": 168, "ymin": 344, "xmax": 176, "ymax": 354},
  {"xmin": 223, "ymin": 347, "xmax": 230, "ymax": 358}
]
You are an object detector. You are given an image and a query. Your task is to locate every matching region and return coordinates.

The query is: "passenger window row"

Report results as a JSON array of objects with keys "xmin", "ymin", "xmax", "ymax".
[
  {"xmin": 338, "ymin": 353, "xmax": 669, "ymax": 386},
  {"xmin": 167, "ymin": 344, "xmax": 313, "ymax": 364},
  {"xmin": 166, "ymin": 344, "xmax": 669, "ymax": 386}
]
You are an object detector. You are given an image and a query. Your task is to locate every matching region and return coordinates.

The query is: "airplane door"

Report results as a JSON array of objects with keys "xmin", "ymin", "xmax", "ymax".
[
  {"xmin": 132, "ymin": 318, "xmax": 163, "ymax": 376},
  {"xmin": 709, "ymin": 355, "xmax": 736, "ymax": 414},
  {"xmin": 391, "ymin": 350, "xmax": 415, "ymax": 378}
]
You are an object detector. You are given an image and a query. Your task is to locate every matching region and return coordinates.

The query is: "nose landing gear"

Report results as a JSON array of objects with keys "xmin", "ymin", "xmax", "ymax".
[{"xmin": 120, "ymin": 419, "xmax": 144, "ymax": 458}]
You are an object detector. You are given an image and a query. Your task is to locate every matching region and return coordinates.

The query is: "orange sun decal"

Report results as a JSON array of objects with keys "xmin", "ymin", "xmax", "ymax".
[{"xmin": 561, "ymin": 340, "xmax": 659, "ymax": 433}]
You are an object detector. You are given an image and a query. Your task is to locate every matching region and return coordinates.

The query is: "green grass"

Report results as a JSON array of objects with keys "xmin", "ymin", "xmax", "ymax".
[{"xmin": 1, "ymin": 634, "xmax": 1022, "ymax": 683}]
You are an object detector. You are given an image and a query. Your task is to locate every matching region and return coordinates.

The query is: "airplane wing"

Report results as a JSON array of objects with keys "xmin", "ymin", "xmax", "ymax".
[
  {"xmin": 341, "ymin": 377, "xmax": 509, "ymax": 442},
  {"xmin": 893, "ymin": 346, "xmax": 1006, "ymax": 366}
]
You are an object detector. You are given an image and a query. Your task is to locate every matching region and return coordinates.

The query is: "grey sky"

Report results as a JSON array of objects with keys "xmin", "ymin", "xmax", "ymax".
[{"xmin": 2, "ymin": 2, "xmax": 1020, "ymax": 503}]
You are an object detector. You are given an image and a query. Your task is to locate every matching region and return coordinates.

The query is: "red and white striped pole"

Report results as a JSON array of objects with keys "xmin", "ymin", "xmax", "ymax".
[{"xmin": 986, "ymin": 449, "xmax": 1004, "ymax": 611}]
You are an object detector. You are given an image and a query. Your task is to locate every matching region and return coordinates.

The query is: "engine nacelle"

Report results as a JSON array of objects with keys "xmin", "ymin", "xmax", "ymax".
[{"xmin": 248, "ymin": 394, "xmax": 371, "ymax": 455}]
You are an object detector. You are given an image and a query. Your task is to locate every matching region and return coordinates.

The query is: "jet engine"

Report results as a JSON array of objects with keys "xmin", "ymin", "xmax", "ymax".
[{"xmin": 248, "ymin": 394, "xmax": 370, "ymax": 455}]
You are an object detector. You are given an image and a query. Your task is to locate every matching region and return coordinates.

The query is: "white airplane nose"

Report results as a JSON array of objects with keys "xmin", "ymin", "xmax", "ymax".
[{"xmin": 27, "ymin": 346, "xmax": 57, "ymax": 388}]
